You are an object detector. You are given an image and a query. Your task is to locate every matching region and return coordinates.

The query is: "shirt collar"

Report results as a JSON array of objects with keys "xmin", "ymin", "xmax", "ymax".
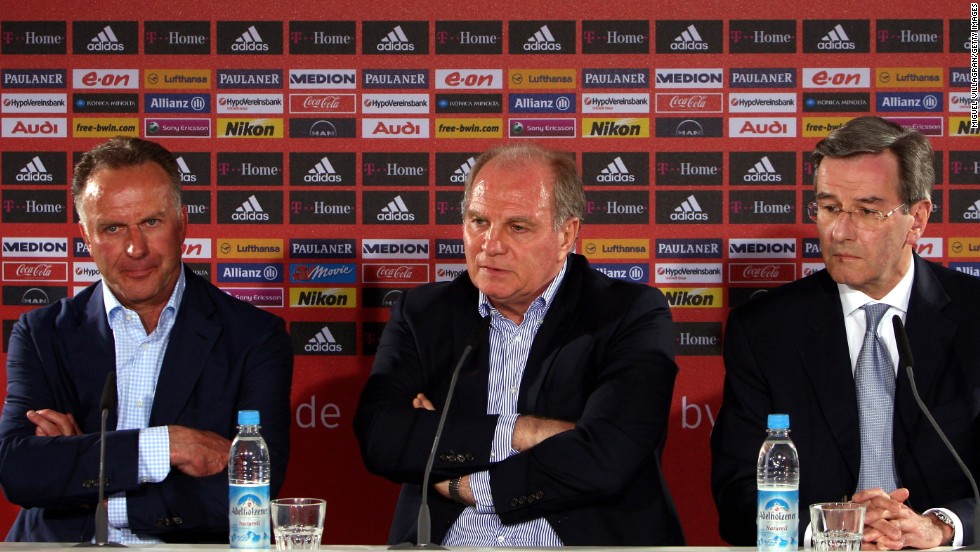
[
  {"xmin": 103, "ymin": 265, "xmax": 186, "ymax": 331},
  {"xmin": 838, "ymin": 254, "xmax": 915, "ymax": 318},
  {"xmin": 478, "ymin": 257, "xmax": 569, "ymax": 320}
]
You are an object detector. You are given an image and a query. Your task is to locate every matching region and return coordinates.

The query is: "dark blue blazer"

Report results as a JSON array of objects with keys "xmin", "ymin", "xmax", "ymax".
[
  {"xmin": 712, "ymin": 254, "xmax": 980, "ymax": 545},
  {"xmin": 354, "ymin": 253, "xmax": 685, "ymax": 546},
  {"xmin": 0, "ymin": 267, "xmax": 293, "ymax": 543}
]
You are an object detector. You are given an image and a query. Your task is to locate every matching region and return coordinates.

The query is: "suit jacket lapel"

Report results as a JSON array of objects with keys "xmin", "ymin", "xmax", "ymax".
[
  {"xmin": 447, "ymin": 277, "xmax": 489, "ymax": 415},
  {"xmin": 66, "ymin": 285, "xmax": 118, "ymax": 429},
  {"xmin": 800, "ymin": 272, "xmax": 861, "ymax": 483},
  {"xmin": 150, "ymin": 270, "xmax": 222, "ymax": 425}
]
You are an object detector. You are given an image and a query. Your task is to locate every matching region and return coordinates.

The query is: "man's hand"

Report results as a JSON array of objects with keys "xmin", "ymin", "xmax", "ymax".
[
  {"xmin": 168, "ymin": 425, "xmax": 231, "ymax": 477},
  {"xmin": 512, "ymin": 415, "xmax": 574, "ymax": 452},
  {"xmin": 27, "ymin": 409, "xmax": 82, "ymax": 437},
  {"xmin": 413, "ymin": 393, "xmax": 435, "ymax": 411},
  {"xmin": 852, "ymin": 487, "xmax": 949, "ymax": 550}
]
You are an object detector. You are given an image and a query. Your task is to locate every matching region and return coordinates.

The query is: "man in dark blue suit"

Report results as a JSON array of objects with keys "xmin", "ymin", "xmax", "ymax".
[
  {"xmin": 712, "ymin": 116, "xmax": 980, "ymax": 549},
  {"xmin": 355, "ymin": 143, "xmax": 684, "ymax": 546},
  {"xmin": 0, "ymin": 137, "xmax": 293, "ymax": 543}
]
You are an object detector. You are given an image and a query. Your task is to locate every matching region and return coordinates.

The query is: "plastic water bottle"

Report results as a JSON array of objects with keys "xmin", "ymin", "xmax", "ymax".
[
  {"xmin": 757, "ymin": 413, "xmax": 800, "ymax": 551},
  {"xmin": 229, "ymin": 410, "xmax": 271, "ymax": 548}
]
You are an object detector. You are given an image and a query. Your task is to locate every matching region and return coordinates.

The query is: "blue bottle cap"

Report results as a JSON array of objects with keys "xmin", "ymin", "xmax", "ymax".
[
  {"xmin": 238, "ymin": 410, "xmax": 260, "ymax": 425},
  {"xmin": 767, "ymin": 413, "xmax": 789, "ymax": 430}
]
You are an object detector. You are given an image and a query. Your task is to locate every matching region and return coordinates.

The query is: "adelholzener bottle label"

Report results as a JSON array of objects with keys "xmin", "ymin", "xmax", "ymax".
[
  {"xmin": 757, "ymin": 488, "xmax": 799, "ymax": 550},
  {"xmin": 230, "ymin": 483, "xmax": 271, "ymax": 548}
]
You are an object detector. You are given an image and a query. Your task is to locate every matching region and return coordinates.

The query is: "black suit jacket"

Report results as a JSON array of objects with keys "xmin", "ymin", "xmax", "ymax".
[
  {"xmin": 712, "ymin": 254, "xmax": 980, "ymax": 545},
  {"xmin": 354, "ymin": 253, "xmax": 684, "ymax": 546},
  {"xmin": 0, "ymin": 267, "xmax": 293, "ymax": 543}
]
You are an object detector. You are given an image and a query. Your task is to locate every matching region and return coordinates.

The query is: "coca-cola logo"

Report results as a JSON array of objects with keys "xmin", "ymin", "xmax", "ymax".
[
  {"xmin": 728, "ymin": 263, "xmax": 795, "ymax": 283},
  {"xmin": 362, "ymin": 263, "xmax": 429, "ymax": 283},
  {"xmin": 306, "ymin": 96, "xmax": 342, "ymax": 109},
  {"xmin": 655, "ymin": 93, "xmax": 722, "ymax": 113},
  {"xmin": 2, "ymin": 261, "xmax": 68, "ymax": 282},
  {"xmin": 669, "ymin": 95, "xmax": 708, "ymax": 109}
]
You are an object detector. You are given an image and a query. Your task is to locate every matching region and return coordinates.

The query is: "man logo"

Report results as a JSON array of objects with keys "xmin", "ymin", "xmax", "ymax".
[{"xmin": 233, "ymin": 195, "xmax": 270, "ymax": 221}]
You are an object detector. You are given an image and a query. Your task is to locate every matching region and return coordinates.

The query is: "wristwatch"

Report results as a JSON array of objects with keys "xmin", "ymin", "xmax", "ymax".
[
  {"xmin": 930, "ymin": 510, "xmax": 955, "ymax": 546},
  {"xmin": 448, "ymin": 477, "xmax": 463, "ymax": 504}
]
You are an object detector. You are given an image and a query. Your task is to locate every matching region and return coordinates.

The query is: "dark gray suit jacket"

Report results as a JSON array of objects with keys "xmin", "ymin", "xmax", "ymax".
[
  {"xmin": 712, "ymin": 254, "xmax": 980, "ymax": 545},
  {"xmin": 0, "ymin": 267, "xmax": 293, "ymax": 543}
]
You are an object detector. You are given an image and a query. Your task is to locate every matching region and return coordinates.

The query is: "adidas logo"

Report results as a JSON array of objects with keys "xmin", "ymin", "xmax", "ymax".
[
  {"xmin": 305, "ymin": 157, "xmax": 341, "ymax": 183},
  {"xmin": 524, "ymin": 25, "xmax": 562, "ymax": 52},
  {"xmin": 175, "ymin": 156, "xmax": 198, "ymax": 184},
  {"xmin": 670, "ymin": 25, "xmax": 708, "ymax": 51},
  {"xmin": 16, "ymin": 156, "xmax": 53, "ymax": 183},
  {"xmin": 305, "ymin": 325, "xmax": 342, "ymax": 353},
  {"xmin": 964, "ymin": 199, "xmax": 980, "ymax": 221},
  {"xmin": 449, "ymin": 157, "xmax": 477, "ymax": 184},
  {"xmin": 88, "ymin": 25, "xmax": 124, "ymax": 52},
  {"xmin": 232, "ymin": 194, "xmax": 270, "ymax": 221},
  {"xmin": 377, "ymin": 25, "xmax": 415, "ymax": 52},
  {"xmin": 670, "ymin": 194, "xmax": 708, "ymax": 221},
  {"xmin": 743, "ymin": 156, "xmax": 782, "ymax": 183},
  {"xmin": 377, "ymin": 195, "xmax": 415, "ymax": 222},
  {"xmin": 232, "ymin": 25, "xmax": 269, "ymax": 52},
  {"xmin": 817, "ymin": 23, "xmax": 855, "ymax": 50},
  {"xmin": 597, "ymin": 156, "xmax": 635, "ymax": 183}
]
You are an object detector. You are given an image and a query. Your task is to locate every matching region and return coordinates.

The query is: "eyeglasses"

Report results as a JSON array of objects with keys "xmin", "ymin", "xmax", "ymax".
[{"xmin": 806, "ymin": 202, "xmax": 908, "ymax": 231}]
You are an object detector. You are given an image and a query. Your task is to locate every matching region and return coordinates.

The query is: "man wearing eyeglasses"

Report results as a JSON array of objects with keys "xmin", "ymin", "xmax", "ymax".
[{"xmin": 712, "ymin": 116, "xmax": 980, "ymax": 550}]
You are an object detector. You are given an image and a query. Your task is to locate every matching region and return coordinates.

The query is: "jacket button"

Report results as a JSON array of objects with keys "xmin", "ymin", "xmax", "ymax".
[
  {"xmin": 535, "ymin": 491, "xmax": 544, "ymax": 499},
  {"xmin": 510, "ymin": 499, "xmax": 519, "ymax": 507},
  {"xmin": 455, "ymin": 454, "xmax": 466, "ymax": 463},
  {"xmin": 465, "ymin": 453, "xmax": 475, "ymax": 461}
]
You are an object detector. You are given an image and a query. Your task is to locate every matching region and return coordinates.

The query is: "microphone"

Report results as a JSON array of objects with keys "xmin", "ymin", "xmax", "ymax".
[
  {"xmin": 77, "ymin": 372, "xmax": 125, "ymax": 547},
  {"xmin": 892, "ymin": 315, "xmax": 980, "ymax": 549},
  {"xmin": 391, "ymin": 316, "xmax": 491, "ymax": 550}
]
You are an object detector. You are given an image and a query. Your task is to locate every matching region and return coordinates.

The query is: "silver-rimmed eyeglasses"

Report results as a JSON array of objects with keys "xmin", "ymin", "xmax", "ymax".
[{"xmin": 806, "ymin": 202, "xmax": 908, "ymax": 231}]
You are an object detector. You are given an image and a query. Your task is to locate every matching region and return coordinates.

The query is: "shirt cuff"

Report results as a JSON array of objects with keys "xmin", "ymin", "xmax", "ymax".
[
  {"xmin": 138, "ymin": 426, "xmax": 171, "ymax": 484},
  {"xmin": 107, "ymin": 492, "xmax": 127, "ymax": 529},
  {"xmin": 470, "ymin": 470, "xmax": 495, "ymax": 514},
  {"xmin": 924, "ymin": 508, "xmax": 963, "ymax": 548},
  {"xmin": 491, "ymin": 413, "xmax": 519, "ymax": 462}
]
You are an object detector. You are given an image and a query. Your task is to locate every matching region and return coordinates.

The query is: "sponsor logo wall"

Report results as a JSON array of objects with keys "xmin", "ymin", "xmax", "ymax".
[{"xmin": 0, "ymin": 1, "xmax": 976, "ymax": 545}]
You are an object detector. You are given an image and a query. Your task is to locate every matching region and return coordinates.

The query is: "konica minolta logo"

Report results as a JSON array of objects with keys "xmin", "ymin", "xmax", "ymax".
[{"xmin": 72, "ymin": 21, "xmax": 137, "ymax": 54}]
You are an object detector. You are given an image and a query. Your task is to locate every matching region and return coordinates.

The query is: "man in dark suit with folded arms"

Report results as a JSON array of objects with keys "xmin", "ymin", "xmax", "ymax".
[
  {"xmin": 0, "ymin": 137, "xmax": 293, "ymax": 543},
  {"xmin": 354, "ymin": 143, "xmax": 684, "ymax": 546},
  {"xmin": 712, "ymin": 116, "xmax": 980, "ymax": 549}
]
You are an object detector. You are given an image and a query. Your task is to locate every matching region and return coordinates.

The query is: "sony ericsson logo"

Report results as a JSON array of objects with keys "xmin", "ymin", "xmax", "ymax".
[
  {"xmin": 524, "ymin": 25, "xmax": 562, "ymax": 51},
  {"xmin": 233, "ymin": 195, "xmax": 269, "ymax": 221},
  {"xmin": 598, "ymin": 156, "xmax": 635, "ymax": 183},
  {"xmin": 304, "ymin": 157, "xmax": 343, "ymax": 183},
  {"xmin": 86, "ymin": 25, "xmax": 124, "ymax": 52},
  {"xmin": 671, "ymin": 24, "xmax": 709, "ymax": 51},
  {"xmin": 232, "ymin": 25, "xmax": 269, "ymax": 52},
  {"xmin": 818, "ymin": 23, "xmax": 856, "ymax": 50},
  {"xmin": 377, "ymin": 195, "xmax": 415, "ymax": 222},
  {"xmin": 16, "ymin": 156, "xmax": 54, "ymax": 183},
  {"xmin": 743, "ymin": 156, "xmax": 782, "ymax": 183},
  {"xmin": 378, "ymin": 25, "xmax": 415, "ymax": 52}
]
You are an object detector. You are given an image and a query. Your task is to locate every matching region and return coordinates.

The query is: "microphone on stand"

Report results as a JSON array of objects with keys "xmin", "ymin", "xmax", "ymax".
[
  {"xmin": 892, "ymin": 315, "xmax": 980, "ymax": 549},
  {"xmin": 77, "ymin": 371, "xmax": 125, "ymax": 547},
  {"xmin": 391, "ymin": 316, "xmax": 491, "ymax": 550}
]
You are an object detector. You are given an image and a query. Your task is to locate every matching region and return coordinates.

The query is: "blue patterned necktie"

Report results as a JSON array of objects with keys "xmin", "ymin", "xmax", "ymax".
[{"xmin": 855, "ymin": 302, "xmax": 898, "ymax": 492}]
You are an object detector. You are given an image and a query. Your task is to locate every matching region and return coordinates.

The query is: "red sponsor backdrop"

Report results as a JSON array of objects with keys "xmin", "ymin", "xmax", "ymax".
[{"xmin": 1, "ymin": 0, "xmax": 978, "ymax": 545}]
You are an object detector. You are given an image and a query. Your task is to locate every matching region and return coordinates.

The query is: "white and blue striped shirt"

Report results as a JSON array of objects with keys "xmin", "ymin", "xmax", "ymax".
[
  {"xmin": 102, "ymin": 269, "xmax": 185, "ymax": 544},
  {"xmin": 443, "ymin": 260, "xmax": 567, "ymax": 547}
]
